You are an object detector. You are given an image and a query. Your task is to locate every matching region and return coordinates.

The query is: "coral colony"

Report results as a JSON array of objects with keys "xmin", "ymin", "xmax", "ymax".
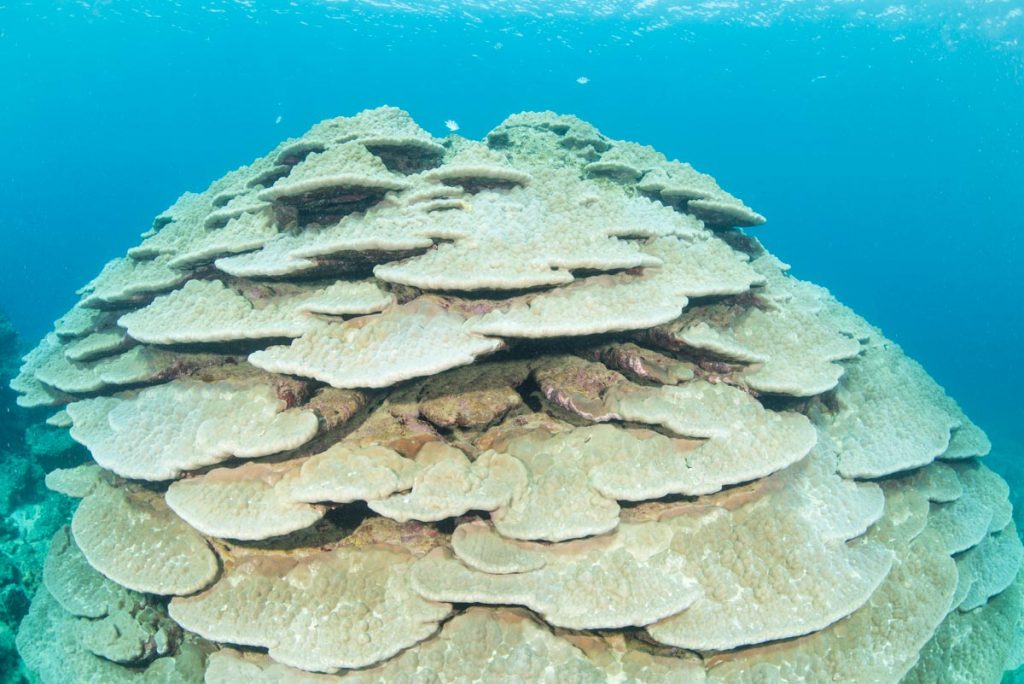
[{"xmin": 11, "ymin": 108, "xmax": 1022, "ymax": 681}]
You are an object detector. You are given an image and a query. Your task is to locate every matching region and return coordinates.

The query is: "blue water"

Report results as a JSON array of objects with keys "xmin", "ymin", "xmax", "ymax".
[{"xmin": 0, "ymin": 1, "xmax": 1021, "ymax": 451}]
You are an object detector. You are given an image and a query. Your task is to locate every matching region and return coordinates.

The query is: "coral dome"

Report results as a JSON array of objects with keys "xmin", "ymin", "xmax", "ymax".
[{"xmin": 11, "ymin": 107, "xmax": 1022, "ymax": 682}]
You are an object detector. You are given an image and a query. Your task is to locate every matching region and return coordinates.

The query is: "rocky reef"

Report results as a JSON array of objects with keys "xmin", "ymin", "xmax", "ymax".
[
  {"xmin": 10, "ymin": 107, "xmax": 1023, "ymax": 682},
  {"xmin": 1, "ymin": 310, "xmax": 83, "ymax": 683}
]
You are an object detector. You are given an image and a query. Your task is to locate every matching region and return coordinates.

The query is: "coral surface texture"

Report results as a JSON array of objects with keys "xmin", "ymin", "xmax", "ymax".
[{"xmin": 11, "ymin": 108, "xmax": 1022, "ymax": 683}]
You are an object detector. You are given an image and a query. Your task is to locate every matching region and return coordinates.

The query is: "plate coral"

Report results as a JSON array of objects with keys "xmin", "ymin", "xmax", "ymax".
[{"xmin": 11, "ymin": 107, "xmax": 1022, "ymax": 682}]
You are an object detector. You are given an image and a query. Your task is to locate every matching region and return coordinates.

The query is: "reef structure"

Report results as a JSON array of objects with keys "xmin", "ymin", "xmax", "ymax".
[
  {"xmin": 11, "ymin": 107, "xmax": 1024, "ymax": 682},
  {"xmin": 1, "ymin": 310, "xmax": 83, "ymax": 684}
]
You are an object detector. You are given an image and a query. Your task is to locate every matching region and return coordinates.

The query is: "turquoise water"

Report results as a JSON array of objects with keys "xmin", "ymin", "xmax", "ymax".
[
  {"xmin": 1, "ymin": 1, "xmax": 1023, "ymax": 679},
  {"xmin": 2, "ymin": 2, "xmax": 1021, "ymax": 450}
]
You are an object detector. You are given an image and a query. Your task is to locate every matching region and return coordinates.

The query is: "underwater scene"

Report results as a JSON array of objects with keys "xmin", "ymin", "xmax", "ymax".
[{"xmin": 1, "ymin": 1, "xmax": 1023, "ymax": 682}]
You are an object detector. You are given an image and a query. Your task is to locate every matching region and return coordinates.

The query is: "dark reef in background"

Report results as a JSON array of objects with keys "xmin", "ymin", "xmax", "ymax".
[
  {"xmin": 0, "ymin": 315, "xmax": 20, "ymax": 453},
  {"xmin": 0, "ymin": 310, "xmax": 84, "ymax": 684}
]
